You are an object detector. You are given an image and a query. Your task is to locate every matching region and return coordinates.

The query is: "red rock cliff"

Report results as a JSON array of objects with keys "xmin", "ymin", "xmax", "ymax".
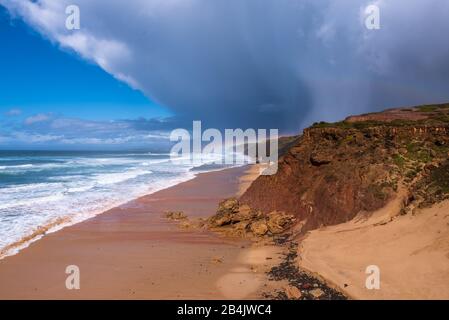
[{"xmin": 240, "ymin": 103, "xmax": 449, "ymax": 233}]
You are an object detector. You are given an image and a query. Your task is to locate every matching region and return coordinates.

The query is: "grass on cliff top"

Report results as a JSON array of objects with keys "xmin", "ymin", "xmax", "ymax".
[
  {"xmin": 405, "ymin": 142, "xmax": 433, "ymax": 163},
  {"xmin": 429, "ymin": 162, "xmax": 449, "ymax": 194},
  {"xmin": 311, "ymin": 103, "xmax": 449, "ymax": 129},
  {"xmin": 392, "ymin": 154, "xmax": 406, "ymax": 168},
  {"xmin": 311, "ymin": 115, "xmax": 449, "ymax": 130},
  {"xmin": 417, "ymin": 103, "xmax": 449, "ymax": 112},
  {"xmin": 311, "ymin": 119, "xmax": 423, "ymax": 129}
]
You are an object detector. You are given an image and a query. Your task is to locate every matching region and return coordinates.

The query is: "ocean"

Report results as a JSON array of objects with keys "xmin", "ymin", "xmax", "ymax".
[{"xmin": 0, "ymin": 150, "xmax": 240, "ymax": 258}]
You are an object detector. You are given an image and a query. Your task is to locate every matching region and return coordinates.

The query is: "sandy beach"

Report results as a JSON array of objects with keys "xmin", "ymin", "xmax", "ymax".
[
  {"xmin": 298, "ymin": 193, "xmax": 449, "ymax": 300},
  {"xmin": 2, "ymin": 162, "xmax": 448, "ymax": 300},
  {"xmin": 0, "ymin": 165, "xmax": 281, "ymax": 300}
]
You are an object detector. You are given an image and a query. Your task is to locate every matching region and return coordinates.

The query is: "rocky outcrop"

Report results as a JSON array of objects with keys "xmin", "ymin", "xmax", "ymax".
[
  {"xmin": 240, "ymin": 103, "xmax": 449, "ymax": 233},
  {"xmin": 207, "ymin": 198, "xmax": 295, "ymax": 238}
]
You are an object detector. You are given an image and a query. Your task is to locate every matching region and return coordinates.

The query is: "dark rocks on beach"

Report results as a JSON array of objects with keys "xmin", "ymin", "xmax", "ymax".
[
  {"xmin": 264, "ymin": 242, "xmax": 347, "ymax": 300},
  {"xmin": 207, "ymin": 200, "xmax": 346, "ymax": 300},
  {"xmin": 207, "ymin": 198, "xmax": 295, "ymax": 238}
]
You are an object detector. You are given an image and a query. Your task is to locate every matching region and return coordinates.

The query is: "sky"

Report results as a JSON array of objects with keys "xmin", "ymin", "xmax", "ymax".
[{"xmin": 1, "ymin": 0, "xmax": 449, "ymax": 149}]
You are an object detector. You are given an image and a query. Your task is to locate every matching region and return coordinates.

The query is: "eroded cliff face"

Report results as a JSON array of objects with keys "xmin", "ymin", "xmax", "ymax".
[{"xmin": 240, "ymin": 104, "xmax": 449, "ymax": 233}]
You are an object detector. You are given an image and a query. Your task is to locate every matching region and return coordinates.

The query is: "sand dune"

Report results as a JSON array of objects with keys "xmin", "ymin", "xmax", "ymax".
[{"xmin": 298, "ymin": 193, "xmax": 449, "ymax": 299}]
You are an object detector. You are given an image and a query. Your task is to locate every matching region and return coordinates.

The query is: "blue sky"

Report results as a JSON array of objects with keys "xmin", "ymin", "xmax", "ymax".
[
  {"xmin": 0, "ymin": 6, "xmax": 169, "ymax": 121},
  {"xmin": 0, "ymin": 4, "xmax": 173, "ymax": 150},
  {"xmin": 1, "ymin": 0, "xmax": 449, "ymax": 149}
]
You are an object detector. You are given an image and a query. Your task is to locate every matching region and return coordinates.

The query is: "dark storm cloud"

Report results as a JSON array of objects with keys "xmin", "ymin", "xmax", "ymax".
[{"xmin": 2, "ymin": 0, "xmax": 449, "ymax": 135}]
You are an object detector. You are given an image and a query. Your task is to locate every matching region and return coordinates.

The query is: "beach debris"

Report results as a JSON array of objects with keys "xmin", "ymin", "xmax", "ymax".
[
  {"xmin": 310, "ymin": 288, "xmax": 324, "ymax": 299},
  {"xmin": 207, "ymin": 199, "xmax": 295, "ymax": 239},
  {"xmin": 285, "ymin": 285, "xmax": 302, "ymax": 300},
  {"xmin": 165, "ymin": 211, "xmax": 187, "ymax": 221}
]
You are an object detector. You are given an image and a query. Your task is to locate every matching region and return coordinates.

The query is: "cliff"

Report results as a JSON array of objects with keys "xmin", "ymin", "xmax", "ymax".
[{"xmin": 240, "ymin": 103, "xmax": 449, "ymax": 233}]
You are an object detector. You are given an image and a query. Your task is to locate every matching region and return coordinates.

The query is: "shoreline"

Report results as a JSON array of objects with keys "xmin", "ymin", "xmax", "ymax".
[
  {"xmin": 0, "ymin": 165, "xmax": 246, "ymax": 261},
  {"xmin": 0, "ymin": 164, "xmax": 284, "ymax": 299},
  {"xmin": 0, "ymin": 163, "xmax": 352, "ymax": 300}
]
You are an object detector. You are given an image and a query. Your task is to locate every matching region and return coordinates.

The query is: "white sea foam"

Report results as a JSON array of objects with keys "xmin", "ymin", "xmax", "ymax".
[
  {"xmin": 94, "ymin": 169, "xmax": 153, "ymax": 185},
  {"xmin": 0, "ymin": 193, "xmax": 66, "ymax": 210},
  {"xmin": 0, "ymin": 151, "xmax": 242, "ymax": 260}
]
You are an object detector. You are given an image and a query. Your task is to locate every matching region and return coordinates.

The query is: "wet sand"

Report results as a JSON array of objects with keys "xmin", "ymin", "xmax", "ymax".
[{"xmin": 0, "ymin": 165, "xmax": 280, "ymax": 299}]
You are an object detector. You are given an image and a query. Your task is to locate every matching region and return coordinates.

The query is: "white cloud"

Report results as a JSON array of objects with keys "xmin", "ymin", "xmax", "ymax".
[
  {"xmin": 24, "ymin": 113, "xmax": 51, "ymax": 125},
  {"xmin": 5, "ymin": 108, "xmax": 22, "ymax": 116},
  {"xmin": 0, "ymin": 115, "xmax": 172, "ymax": 147},
  {"xmin": 0, "ymin": 0, "xmax": 138, "ymax": 89},
  {"xmin": 14, "ymin": 132, "xmax": 63, "ymax": 143}
]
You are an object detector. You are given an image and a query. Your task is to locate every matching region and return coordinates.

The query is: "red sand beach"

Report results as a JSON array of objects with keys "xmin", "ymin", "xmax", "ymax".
[{"xmin": 0, "ymin": 165, "xmax": 280, "ymax": 299}]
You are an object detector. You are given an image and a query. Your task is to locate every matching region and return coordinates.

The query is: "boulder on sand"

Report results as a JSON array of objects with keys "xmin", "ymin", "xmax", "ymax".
[
  {"xmin": 217, "ymin": 198, "xmax": 239, "ymax": 214},
  {"xmin": 267, "ymin": 211, "xmax": 295, "ymax": 234},
  {"xmin": 209, "ymin": 198, "xmax": 239, "ymax": 227},
  {"xmin": 250, "ymin": 220, "xmax": 269, "ymax": 236},
  {"xmin": 233, "ymin": 204, "xmax": 253, "ymax": 222},
  {"xmin": 208, "ymin": 200, "xmax": 295, "ymax": 238}
]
